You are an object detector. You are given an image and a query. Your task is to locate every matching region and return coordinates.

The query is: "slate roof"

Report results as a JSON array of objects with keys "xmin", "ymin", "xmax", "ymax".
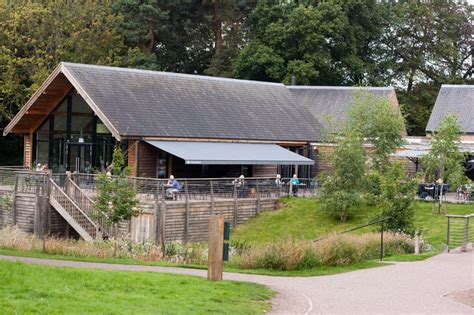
[
  {"xmin": 288, "ymin": 86, "xmax": 396, "ymax": 132},
  {"xmin": 61, "ymin": 62, "xmax": 320, "ymax": 142},
  {"xmin": 425, "ymin": 85, "xmax": 474, "ymax": 133}
]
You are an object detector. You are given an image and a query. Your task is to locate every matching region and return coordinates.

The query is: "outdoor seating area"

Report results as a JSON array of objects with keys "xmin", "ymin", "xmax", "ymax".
[{"xmin": 67, "ymin": 173, "xmax": 318, "ymax": 204}]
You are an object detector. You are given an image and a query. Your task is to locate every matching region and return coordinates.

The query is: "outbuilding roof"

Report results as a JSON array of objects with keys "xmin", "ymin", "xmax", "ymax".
[
  {"xmin": 425, "ymin": 85, "xmax": 474, "ymax": 133},
  {"xmin": 288, "ymin": 86, "xmax": 397, "ymax": 132}
]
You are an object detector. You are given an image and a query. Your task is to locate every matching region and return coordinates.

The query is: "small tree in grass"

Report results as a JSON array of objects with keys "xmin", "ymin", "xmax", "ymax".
[
  {"xmin": 376, "ymin": 162, "xmax": 418, "ymax": 234},
  {"xmin": 319, "ymin": 129, "xmax": 366, "ymax": 222},
  {"xmin": 422, "ymin": 114, "xmax": 466, "ymax": 188},
  {"xmin": 95, "ymin": 146, "xmax": 140, "ymax": 239}
]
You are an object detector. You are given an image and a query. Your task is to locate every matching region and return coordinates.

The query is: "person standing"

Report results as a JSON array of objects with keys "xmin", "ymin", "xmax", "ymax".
[{"xmin": 290, "ymin": 174, "xmax": 300, "ymax": 196}]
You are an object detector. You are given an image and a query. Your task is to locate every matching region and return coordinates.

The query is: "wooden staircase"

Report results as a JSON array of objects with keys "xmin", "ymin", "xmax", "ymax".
[{"xmin": 49, "ymin": 178, "xmax": 102, "ymax": 241}]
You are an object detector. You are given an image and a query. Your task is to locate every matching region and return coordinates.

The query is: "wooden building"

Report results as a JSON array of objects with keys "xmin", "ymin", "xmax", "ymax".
[{"xmin": 3, "ymin": 63, "xmax": 404, "ymax": 178}]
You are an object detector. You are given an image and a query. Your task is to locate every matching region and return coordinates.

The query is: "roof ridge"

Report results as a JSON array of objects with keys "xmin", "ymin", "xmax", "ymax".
[
  {"xmin": 61, "ymin": 62, "xmax": 286, "ymax": 87},
  {"xmin": 441, "ymin": 84, "xmax": 474, "ymax": 88},
  {"xmin": 287, "ymin": 86, "xmax": 393, "ymax": 90}
]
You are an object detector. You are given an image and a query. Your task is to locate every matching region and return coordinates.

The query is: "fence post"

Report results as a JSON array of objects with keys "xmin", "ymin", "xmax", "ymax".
[
  {"xmin": 11, "ymin": 173, "xmax": 18, "ymax": 225},
  {"xmin": 208, "ymin": 215, "xmax": 224, "ymax": 281},
  {"xmin": 160, "ymin": 200, "xmax": 167, "ymax": 247},
  {"xmin": 233, "ymin": 183, "xmax": 238, "ymax": 228},
  {"xmin": 461, "ymin": 216, "xmax": 469, "ymax": 252},
  {"xmin": 380, "ymin": 220, "xmax": 384, "ymax": 261},
  {"xmin": 210, "ymin": 180, "xmax": 215, "ymax": 215},
  {"xmin": 447, "ymin": 216, "xmax": 450, "ymax": 253},
  {"xmin": 256, "ymin": 178, "xmax": 260, "ymax": 214},
  {"xmin": 184, "ymin": 180, "xmax": 190, "ymax": 243}
]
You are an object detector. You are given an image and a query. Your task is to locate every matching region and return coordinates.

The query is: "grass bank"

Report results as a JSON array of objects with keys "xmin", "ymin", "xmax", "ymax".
[
  {"xmin": 232, "ymin": 198, "xmax": 473, "ymax": 249},
  {"xmin": 0, "ymin": 260, "xmax": 273, "ymax": 314}
]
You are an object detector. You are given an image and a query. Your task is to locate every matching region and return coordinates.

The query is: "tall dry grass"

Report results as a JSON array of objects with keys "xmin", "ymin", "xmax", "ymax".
[
  {"xmin": 232, "ymin": 232, "xmax": 415, "ymax": 271},
  {"xmin": 0, "ymin": 226, "xmax": 205, "ymax": 263}
]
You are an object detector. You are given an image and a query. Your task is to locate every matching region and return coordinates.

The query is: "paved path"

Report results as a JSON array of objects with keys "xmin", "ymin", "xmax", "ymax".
[{"xmin": 1, "ymin": 252, "xmax": 473, "ymax": 314}]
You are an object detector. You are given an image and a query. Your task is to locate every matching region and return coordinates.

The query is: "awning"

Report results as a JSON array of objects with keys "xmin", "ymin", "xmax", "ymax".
[
  {"xmin": 393, "ymin": 150, "xmax": 428, "ymax": 158},
  {"xmin": 145, "ymin": 140, "xmax": 314, "ymax": 165}
]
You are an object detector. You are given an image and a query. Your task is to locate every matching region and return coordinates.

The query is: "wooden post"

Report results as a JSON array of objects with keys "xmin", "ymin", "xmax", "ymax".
[
  {"xmin": 208, "ymin": 215, "xmax": 224, "ymax": 281},
  {"xmin": 256, "ymin": 178, "xmax": 260, "ymax": 214},
  {"xmin": 11, "ymin": 174, "xmax": 18, "ymax": 225},
  {"xmin": 184, "ymin": 180, "xmax": 189, "ymax": 243},
  {"xmin": 233, "ymin": 184, "xmax": 238, "ymax": 228},
  {"xmin": 210, "ymin": 180, "xmax": 215, "ymax": 215},
  {"xmin": 160, "ymin": 200, "xmax": 167, "ymax": 246}
]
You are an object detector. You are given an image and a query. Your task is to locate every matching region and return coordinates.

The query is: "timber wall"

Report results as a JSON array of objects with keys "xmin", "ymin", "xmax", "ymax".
[{"xmin": 129, "ymin": 198, "xmax": 276, "ymax": 243}]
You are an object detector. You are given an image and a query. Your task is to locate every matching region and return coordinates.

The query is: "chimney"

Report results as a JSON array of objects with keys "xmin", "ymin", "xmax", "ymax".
[{"xmin": 291, "ymin": 75, "xmax": 297, "ymax": 86}]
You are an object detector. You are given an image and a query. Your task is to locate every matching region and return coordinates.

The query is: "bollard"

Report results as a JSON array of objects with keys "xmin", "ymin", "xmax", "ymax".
[{"xmin": 208, "ymin": 215, "xmax": 224, "ymax": 281}]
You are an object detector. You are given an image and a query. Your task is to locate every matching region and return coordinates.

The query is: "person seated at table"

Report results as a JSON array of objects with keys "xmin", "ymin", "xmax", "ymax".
[
  {"xmin": 289, "ymin": 174, "xmax": 300, "ymax": 196},
  {"xmin": 166, "ymin": 175, "xmax": 181, "ymax": 200}
]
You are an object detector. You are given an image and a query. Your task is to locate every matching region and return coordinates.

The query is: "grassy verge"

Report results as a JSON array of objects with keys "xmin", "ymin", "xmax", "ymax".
[
  {"xmin": 0, "ymin": 248, "xmax": 390, "ymax": 277},
  {"xmin": 0, "ymin": 260, "xmax": 273, "ymax": 314}
]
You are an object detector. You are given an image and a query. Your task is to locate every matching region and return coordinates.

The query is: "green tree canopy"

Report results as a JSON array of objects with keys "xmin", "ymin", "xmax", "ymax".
[{"xmin": 422, "ymin": 114, "xmax": 466, "ymax": 188}]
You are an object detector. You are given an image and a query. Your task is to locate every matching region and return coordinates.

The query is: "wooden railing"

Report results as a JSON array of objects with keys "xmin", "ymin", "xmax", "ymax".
[
  {"xmin": 65, "ymin": 176, "xmax": 110, "ymax": 237},
  {"xmin": 49, "ymin": 178, "xmax": 100, "ymax": 240}
]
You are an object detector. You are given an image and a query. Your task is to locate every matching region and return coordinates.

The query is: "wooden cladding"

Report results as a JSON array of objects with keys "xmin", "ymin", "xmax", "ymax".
[
  {"xmin": 24, "ymin": 133, "xmax": 33, "ymax": 167},
  {"xmin": 127, "ymin": 140, "xmax": 138, "ymax": 177},
  {"xmin": 137, "ymin": 141, "xmax": 157, "ymax": 178}
]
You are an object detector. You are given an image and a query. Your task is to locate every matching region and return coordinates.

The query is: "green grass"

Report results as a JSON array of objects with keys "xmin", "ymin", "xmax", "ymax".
[
  {"xmin": 232, "ymin": 198, "xmax": 474, "ymax": 249},
  {"xmin": 0, "ymin": 260, "xmax": 273, "ymax": 314},
  {"xmin": 0, "ymin": 248, "xmax": 388, "ymax": 277}
]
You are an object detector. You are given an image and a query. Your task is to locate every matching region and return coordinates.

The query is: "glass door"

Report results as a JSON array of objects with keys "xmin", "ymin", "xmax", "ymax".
[{"xmin": 67, "ymin": 143, "xmax": 93, "ymax": 173}]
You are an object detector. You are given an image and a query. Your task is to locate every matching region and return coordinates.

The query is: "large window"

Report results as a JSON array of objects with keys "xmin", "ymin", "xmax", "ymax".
[{"xmin": 33, "ymin": 92, "xmax": 116, "ymax": 172}]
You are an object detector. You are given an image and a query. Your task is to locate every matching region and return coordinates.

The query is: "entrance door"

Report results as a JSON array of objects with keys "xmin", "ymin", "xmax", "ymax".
[{"xmin": 67, "ymin": 143, "xmax": 93, "ymax": 173}]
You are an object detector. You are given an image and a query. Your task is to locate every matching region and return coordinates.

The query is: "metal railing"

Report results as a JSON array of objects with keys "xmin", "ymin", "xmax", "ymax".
[
  {"xmin": 71, "ymin": 173, "xmax": 318, "ymax": 202},
  {"xmin": 49, "ymin": 178, "xmax": 100, "ymax": 240},
  {"xmin": 314, "ymin": 217, "xmax": 390, "ymax": 261},
  {"xmin": 64, "ymin": 176, "xmax": 109, "ymax": 236},
  {"xmin": 0, "ymin": 167, "xmax": 48, "ymax": 194},
  {"xmin": 447, "ymin": 214, "xmax": 473, "ymax": 252}
]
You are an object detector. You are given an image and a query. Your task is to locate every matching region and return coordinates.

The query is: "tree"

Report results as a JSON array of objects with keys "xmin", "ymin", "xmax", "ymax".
[
  {"xmin": 0, "ymin": 1, "xmax": 146, "ymax": 124},
  {"xmin": 376, "ymin": 162, "xmax": 417, "ymax": 234},
  {"xmin": 319, "ymin": 128, "xmax": 366, "ymax": 222},
  {"xmin": 234, "ymin": 1, "xmax": 389, "ymax": 85},
  {"xmin": 422, "ymin": 114, "xmax": 466, "ymax": 188},
  {"xmin": 346, "ymin": 91, "xmax": 405, "ymax": 171},
  {"xmin": 95, "ymin": 146, "xmax": 140, "ymax": 235}
]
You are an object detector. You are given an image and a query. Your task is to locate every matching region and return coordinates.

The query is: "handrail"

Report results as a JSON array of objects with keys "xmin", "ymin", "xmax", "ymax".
[
  {"xmin": 65, "ymin": 176, "xmax": 109, "ymax": 235},
  {"xmin": 314, "ymin": 217, "xmax": 391, "ymax": 261},
  {"xmin": 49, "ymin": 178, "xmax": 100, "ymax": 239}
]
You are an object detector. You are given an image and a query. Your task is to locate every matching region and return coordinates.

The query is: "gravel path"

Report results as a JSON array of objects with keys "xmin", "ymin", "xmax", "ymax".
[{"xmin": 1, "ymin": 251, "xmax": 472, "ymax": 314}]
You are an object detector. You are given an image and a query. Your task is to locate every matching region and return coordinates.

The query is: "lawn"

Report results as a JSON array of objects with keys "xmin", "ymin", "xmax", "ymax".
[
  {"xmin": 232, "ymin": 198, "xmax": 473, "ymax": 248},
  {"xmin": 0, "ymin": 260, "xmax": 273, "ymax": 314}
]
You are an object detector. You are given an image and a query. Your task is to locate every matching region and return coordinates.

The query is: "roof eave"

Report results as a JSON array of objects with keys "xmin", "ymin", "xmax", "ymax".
[{"xmin": 3, "ymin": 64, "xmax": 63, "ymax": 136}]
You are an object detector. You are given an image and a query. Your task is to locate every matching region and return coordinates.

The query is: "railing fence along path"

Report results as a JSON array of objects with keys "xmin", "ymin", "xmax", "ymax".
[{"xmin": 447, "ymin": 214, "xmax": 473, "ymax": 252}]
